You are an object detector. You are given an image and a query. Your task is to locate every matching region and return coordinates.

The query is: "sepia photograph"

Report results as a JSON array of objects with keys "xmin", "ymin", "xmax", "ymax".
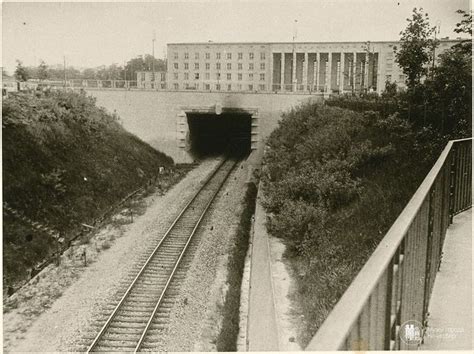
[{"xmin": 2, "ymin": 0, "xmax": 472, "ymax": 352}]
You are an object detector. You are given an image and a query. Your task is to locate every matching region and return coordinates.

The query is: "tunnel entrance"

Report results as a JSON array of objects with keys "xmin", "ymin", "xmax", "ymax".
[{"xmin": 186, "ymin": 111, "xmax": 252, "ymax": 158}]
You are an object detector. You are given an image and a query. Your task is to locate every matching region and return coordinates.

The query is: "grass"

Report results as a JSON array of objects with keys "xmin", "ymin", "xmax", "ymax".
[
  {"xmin": 2, "ymin": 90, "xmax": 178, "ymax": 292},
  {"xmin": 215, "ymin": 182, "xmax": 258, "ymax": 351}
]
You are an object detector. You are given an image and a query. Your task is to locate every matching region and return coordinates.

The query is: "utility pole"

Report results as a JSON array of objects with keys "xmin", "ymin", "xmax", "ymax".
[
  {"xmin": 152, "ymin": 30, "xmax": 156, "ymax": 73},
  {"xmin": 431, "ymin": 21, "xmax": 441, "ymax": 78},
  {"xmin": 364, "ymin": 41, "xmax": 370, "ymax": 92},
  {"xmin": 292, "ymin": 19, "xmax": 298, "ymax": 92},
  {"xmin": 152, "ymin": 31, "xmax": 156, "ymax": 88},
  {"xmin": 63, "ymin": 55, "xmax": 67, "ymax": 89}
]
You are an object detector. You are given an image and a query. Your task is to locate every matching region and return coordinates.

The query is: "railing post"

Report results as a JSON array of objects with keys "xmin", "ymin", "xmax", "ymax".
[
  {"xmin": 448, "ymin": 148, "xmax": 456, "ymax": 223},
  {"xmin": 422, "ymin": 187, "xmax": 435, "ymax": 329},
  {"xmin": 383, "ymin": 260, "xmax": 394, "ymax": 350}
]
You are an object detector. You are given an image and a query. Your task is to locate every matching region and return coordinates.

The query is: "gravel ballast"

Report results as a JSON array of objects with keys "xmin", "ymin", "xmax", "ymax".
[
  {"xmin": 3, "ymin": 158, "xmax": 220, "ymax": 352},
  {"xmin": 158, "ymin": 158, "xmax": 251, "ymax": 351}
]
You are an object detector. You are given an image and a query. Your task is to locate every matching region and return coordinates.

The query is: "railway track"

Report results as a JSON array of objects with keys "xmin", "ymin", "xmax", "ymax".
[{"xmin": 87, "ymin": 158, "xmax": 237, "ymax": 352}]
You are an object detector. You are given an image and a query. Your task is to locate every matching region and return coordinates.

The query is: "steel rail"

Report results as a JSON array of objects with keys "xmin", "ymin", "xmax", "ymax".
[
  {"xmin": 86, "ymin": 158, "xmax": 232, "ymax": 353},
  {"xmin": 134, "ymin": 158, "xmax": 237, "ymax": 352}
]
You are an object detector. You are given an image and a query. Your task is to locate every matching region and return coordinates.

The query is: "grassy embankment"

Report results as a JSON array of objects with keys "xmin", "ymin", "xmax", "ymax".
[
  {"xmin": 3, "ymin": 91, "xmax": 181, "ymax": 292},
  {"xmin": 261, "ymin": 102, "xmax": 447, "ymax": 346}
]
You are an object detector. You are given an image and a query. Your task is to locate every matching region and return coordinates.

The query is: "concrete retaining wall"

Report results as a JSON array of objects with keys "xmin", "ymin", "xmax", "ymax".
[{"xmin": 85, "ymin": 90, "xmax": 322, "ymax": 163}]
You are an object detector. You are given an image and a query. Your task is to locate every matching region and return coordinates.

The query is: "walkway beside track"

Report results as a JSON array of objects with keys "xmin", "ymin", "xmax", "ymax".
[
  {"xmin": 247, "ymin": 192, "xmax": 280, "ymax": 351},
  {"xmin": 421, "ymin": 209, "xmax": 472, "ymax": 350}
]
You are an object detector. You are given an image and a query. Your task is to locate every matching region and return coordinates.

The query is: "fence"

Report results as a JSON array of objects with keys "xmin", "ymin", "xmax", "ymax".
[
  {"xmin": 11, "ymin": 80, "xmax": 342, "ymax": 95},
  {"xmin": 67, "ymin": 79, "xmax": 143, "ymax": 90},
  {"xmin": 270, "ymin": 83, "xmax": 344, "ymax": 94},
  {"xmin": 306, "ymin": 138, "xmax": 472, "ymax": 351}
]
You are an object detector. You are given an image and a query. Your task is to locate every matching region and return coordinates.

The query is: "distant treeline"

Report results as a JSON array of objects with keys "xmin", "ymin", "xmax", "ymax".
[{"xmin": 8, "ymin": 54, "xmax": 166, "ymax": 82}]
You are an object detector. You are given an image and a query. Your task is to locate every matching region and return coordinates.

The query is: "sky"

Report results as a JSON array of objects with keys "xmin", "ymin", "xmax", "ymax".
[{"xmin": 2, "ymin": 0, "xmax": 470, "ymax": 74}]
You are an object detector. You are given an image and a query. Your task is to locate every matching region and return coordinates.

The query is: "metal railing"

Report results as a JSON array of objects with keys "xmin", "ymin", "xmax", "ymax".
[
  {"xmin": 68, "ymin": 79, "xmax": 145, "ymax": 90},
  {"xmin": 11, "ymin": 79, "xmax": 366, "ymax": 95},
  {"xmin": 306, "ymin": 138, "xmax": 472, "ymax": 351},
  {"xmin": 270, "ymin": 83, "xmax": 337, "ymax": 94}
]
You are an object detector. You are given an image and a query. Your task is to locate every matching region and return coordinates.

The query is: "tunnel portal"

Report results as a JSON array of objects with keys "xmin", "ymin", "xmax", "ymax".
[{"xmin": 186, "ymin": 111, "xmax": 252, "ymax": 158}]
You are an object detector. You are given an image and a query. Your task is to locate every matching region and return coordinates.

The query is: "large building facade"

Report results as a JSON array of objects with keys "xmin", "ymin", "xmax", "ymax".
[{"xmin": 167, "ymin": 39, "xmax": 458, "ymax": 94}]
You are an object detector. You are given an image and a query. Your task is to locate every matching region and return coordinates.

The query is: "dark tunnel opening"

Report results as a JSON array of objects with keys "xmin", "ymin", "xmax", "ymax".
[{"xmin": 186, "ymin": 112, "xmax": 252, "ymax": 158}]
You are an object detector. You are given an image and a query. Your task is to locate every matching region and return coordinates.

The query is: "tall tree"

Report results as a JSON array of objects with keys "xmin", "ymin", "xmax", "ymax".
[
  {"xmin": 14, "ymin": 60, "xmax": 29, "ymax": 82},
  {"xmin": 453, "ymin": 9, "xmax": 472, "ymax": 55},
  {"xmin": 82, "ymin": 68, "xmax": 97, "ymax": 80},
  {"xmin": 125, "ymin": 55, "xmax": 166, "ymax": 80},
  {"xmin": 424, "ymin": 9, "xmax": 472, "ymax": 137},
  {"xmin": 38, "ymin": 60, "xmax": 48, "ymax": 81},
  {"xmin": 394, "ymin": 8, "xmax": 438, "ymax": 90}
]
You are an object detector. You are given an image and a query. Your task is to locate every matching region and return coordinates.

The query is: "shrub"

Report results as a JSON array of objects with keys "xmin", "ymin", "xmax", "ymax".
[{"xmin": 261, "ymin": 102, "xmax": 441, "ymax": 346}]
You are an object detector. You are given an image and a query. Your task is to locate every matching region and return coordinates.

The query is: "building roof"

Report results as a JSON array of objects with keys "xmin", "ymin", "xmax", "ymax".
[{"xmin": 167, "ymin": 39, "xmax": 462, "ymax": 46}]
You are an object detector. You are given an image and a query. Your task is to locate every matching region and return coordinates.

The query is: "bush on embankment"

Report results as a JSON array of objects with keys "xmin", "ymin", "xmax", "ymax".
[
  {"xmin": 3, "ymin": 90, "xmax": 174, "ymax": 290},
  {"xmin": 261, "ymin": 103, "xmax": 444, "ymax": 346}
]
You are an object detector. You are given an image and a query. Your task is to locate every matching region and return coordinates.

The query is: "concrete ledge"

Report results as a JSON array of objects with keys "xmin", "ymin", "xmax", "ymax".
[
  {"xmin": 421, "ymin": 209, "xmax": 472, "ymax": 350},
  {"xmin": 247, "ymin": 187, "xmax": 280, "ymax": 351}
]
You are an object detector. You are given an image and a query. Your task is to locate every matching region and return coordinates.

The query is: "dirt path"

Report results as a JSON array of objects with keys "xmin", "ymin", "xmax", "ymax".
[{"xmin": 3, "ymin": 158, "xmax": 220, "ymax": 352}]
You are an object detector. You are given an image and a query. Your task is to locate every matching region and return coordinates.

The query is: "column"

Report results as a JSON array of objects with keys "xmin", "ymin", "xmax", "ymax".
[
  {"xmin": 376, "ymin": 52, "xmax": 384, "ymax": 94},
  {"xmin": 280, "ymin": 52, "xmax": 285, "ymax": 91},
  {"xmin": 352, "ymin": 52, "xmax": 356, "ymax": 92},
  {"xmin": 326, "ymin": 52, "xmax": 332, "ymax": 93},
  {"xmin": 269, "ymin": 52, "xmax": 273, "ymax": 92},
  {"xmin": 303, "ymin": 52, "xmax": 308, "ymax": 91},
  {"xmin": 292, "ymin": 51, "xmax": 297, "ymax": 92},
  {"xmin": 315, "ymin": 52, "xmax": 320, "ymax": 92},
  {"xmin": 340, "ymin": 52, "xmax": 345, "ymax": 94},
  {"xmin": 365, "ymin": 52, "xmax": 369, "ymax": 90}
]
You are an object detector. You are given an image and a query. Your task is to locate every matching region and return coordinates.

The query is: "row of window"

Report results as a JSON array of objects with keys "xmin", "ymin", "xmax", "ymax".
[
  {"xmin": 385, "ymin": 74, "xmax": 406, "ymax": 82},
  {"xmin": 139, "ymin": 73, "xmax": 166, "ymax": 81},
  {"xmin": 175, "ymin": 72, "xmax": 266, "ymax": 81},
  {"xmin": 173, "ymin": 62, "xmax": 266, "ymax": 70},
  {"xmin": 172, "ymin": 83, "xmax": 267, "ymax": 91},
  {"xmin": 173, "ymin": 52, "xmax": 266, "ymax": 60}
]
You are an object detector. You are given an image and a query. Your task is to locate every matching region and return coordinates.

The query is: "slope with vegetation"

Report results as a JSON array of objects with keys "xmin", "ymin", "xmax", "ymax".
[
  {"xmin": 261, "ymin": 104, "xmax": 443, "ymax": 345},
  {"xmin": 3, "ymin": 90, "xmax": 175, "ymax": 291},
  {"xmin": 261, "ymin": 8, "xmax": 471, "ymax": 347}
]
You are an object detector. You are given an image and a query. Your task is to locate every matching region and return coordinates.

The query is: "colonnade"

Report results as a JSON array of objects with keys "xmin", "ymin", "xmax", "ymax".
[{"xmin": 273, "ymin": 51, "xmax": 377, "ymax": 93}]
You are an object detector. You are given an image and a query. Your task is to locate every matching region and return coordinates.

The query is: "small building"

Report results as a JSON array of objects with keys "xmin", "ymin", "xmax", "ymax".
[
  {"xmin": 136, "ymin": 71, "xmax": 167, "ymax": 90},
  {"xmin": 3, "ymin": 78, "xmax": 19, "ymax": 95}
]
